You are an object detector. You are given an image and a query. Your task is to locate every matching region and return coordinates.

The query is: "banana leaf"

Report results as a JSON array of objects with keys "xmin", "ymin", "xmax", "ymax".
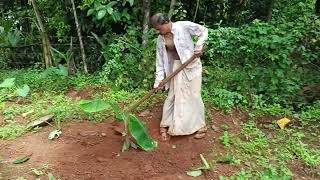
[{"xmin": 128, "ymin": 114, "xmax": 157, "ymax": 151}]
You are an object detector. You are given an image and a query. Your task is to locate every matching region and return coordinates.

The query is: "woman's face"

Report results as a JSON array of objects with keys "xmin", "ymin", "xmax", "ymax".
[{"xmin": 154, "ymin": 23, "xmax": 171, "ymax": 35}]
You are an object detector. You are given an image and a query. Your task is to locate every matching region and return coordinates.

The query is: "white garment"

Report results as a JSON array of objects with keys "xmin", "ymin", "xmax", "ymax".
[
  {"xmin": 153, "ymin": 21, "xmax": 208, "ymax": 89},
  {"xmin": 161, "ymin": 60, "xmax": 205, "ymax": 135}
]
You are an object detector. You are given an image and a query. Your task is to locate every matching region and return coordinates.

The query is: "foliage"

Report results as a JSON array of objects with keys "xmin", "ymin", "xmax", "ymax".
[
  {"xmin": 128, "ymin": 114, "xmax": 157, "ymax": 151},
  {"xmin": 237, "ymin": 121, "xmax": 269, "ymax": 154},
  {"xmin": 203, "ymin": 88, "xmax": 247, "ymax": 111},
  {"xmin": 219, "ymin": 131, "xmax": 232, "ymax": 147},
  {"xmin": 204, "ymin": 13, "xmax": 320, "ymax": 107},
  {"xmin": 0, "ymin": 123, "xmax": 26, "ymax": 139},
  {"xmin": 81, "ymin": 0, "xmax": 134, "ymax": 23},
  {"xmin": 98, "ymin": 26, "xmax": 156, "ymax": 89},
  {"xmin": 78, "ymin": 99, "xmax": 157, "ymax": 151},
  {"xmin": 299, "ymin": 101, "xmax": 320, "ymax": 126},
  {"xmin": 219, "ymin": 165, "xmax": 292, "ymax": 180}
]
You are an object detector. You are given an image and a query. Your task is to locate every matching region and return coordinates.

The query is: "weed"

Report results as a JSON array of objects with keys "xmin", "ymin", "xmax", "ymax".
[
  {"xmin": 237, "ymin": 121, "xmax": 268, "ymax": 154},
  {"xmin": 217, "ymin": 154, "xmax": 241, "ymax": 165},
  {"xmin": 0, "ymin": 123, "xmax": 26, "ymax": 139},
  {"xmin": 219, "ymin": 131, "xmax": 232, "ymax": 147},
  {"xmin": 299, "ymin": 101, "xmax": 320, "ymax": 126},
  {"xmin": 203, "ymin": 88, "xmax": 247, "ymax": 111}
]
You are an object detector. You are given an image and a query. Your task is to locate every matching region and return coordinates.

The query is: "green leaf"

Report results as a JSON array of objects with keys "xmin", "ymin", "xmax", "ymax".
[
  {"xmin": 107, "ymin": 1, "xmax": 117, "ymax": 7},
  {"xmin": 87, "ymin": 9, "xmax": 95, "ymax": 16},
  {"xmin": 128, "ymin": 0, "xmax": 134, "ymax": 6},
  {"xmin": 97, "ymin": 9, "xmax": 107, "ymax": 20},
  {"xmin": 128, "ymin": 114, "xmax": 157, "ymax": 151},
  {"xmin": 57, "ymin": 64, "xmax": 68, "ymax": 76},
  {"xmin": 12, "ymin": 155, "xmax": 30, "ymax": 164},
  {"xmin": 106, "ymin": 6, "xmax": 113, "ymax": 14},
  {"xmin": 16, "ymin": 85, "xmax": 30, "ymax": 97},
  {"xmin": 0, "ymin": 78, "xmax": 15, "ymax": 88},
  {"xmin": 51, "ymin": 47, "xmax": 67, "ymax": 60},
  {"xmin": 110, "ymin": 103, "xmax": 127, "ymax": 121},
  {"xmin": 79, "ymin": 100, "xmax": 111, "ymax": 113},
  {"xmin": 95, "ymin": 4, "xmax": 105, "ymax": 11},
  {"xmin": 0, "ymin": 102, "xmax": 5, "ymax": 110},
  {"xmin": 111, "ymin": 12, "xmax": 121, "ymax": 21},
  {"xmin": 186, "ymin": 170, "xmax": 202, "ymax": 177},
  {"xmin": 48, "ymin": 129, "xmax": 62, "ymax": 140}
]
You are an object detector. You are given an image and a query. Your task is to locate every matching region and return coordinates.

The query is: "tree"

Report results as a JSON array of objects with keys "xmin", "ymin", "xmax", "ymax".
[
  {"xmin": 266, "ymin": 0, "xmax": 274, "ymax": 21},
  {"xmin": 30, "ymin": 0, "xmax": 53, "ymax": 68},
  {"xmin": 142, "ymin": 0, "xmax": 150, "ymax": 47},
  {"xmin": 70, "ymin": 0, "xmax": 88, "ymax": 73}
]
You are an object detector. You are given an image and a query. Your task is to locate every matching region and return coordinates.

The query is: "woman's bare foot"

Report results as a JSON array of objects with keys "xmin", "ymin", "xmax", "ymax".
[
  {"xmin": 160, "ymin": 127, "xmax": 170, "ymax": 141},
  {"xmin": 194, "ymin": 126, "xmax": 207, "ymax": 139}
]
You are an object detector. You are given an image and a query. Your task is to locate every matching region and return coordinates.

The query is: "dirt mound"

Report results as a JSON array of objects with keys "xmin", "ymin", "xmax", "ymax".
[{"xmin": 2, "ymin": 104, "xmax": 239, "ymax": 180}]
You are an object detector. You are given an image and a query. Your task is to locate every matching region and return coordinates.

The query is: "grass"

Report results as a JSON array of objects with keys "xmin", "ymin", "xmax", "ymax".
[
  {"xmin": 0, "ymin": 123, "xmax": 26, "ymax": 139},
  {"xmin": 213, "ymin": 107, "xmax": 320, "ymax": 179},
  {"xmin": 0, "ymin": 70, "xmax": 164, "ymax": 139},
  {"xmin": 1, "ymin": 70, "xmax": 319, "ymax": 179}
]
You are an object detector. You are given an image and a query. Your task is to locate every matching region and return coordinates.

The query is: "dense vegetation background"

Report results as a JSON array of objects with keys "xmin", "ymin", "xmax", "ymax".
[
  {"xmin": 1, "ymin": 0, "xmax": 319, "ymax": 109},
  {"xmin": 0, "ymin": 1, "xmax": 319, "ymax": 179}
]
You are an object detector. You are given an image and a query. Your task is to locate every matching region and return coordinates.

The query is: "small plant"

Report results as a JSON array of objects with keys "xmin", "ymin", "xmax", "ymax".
[
  {"xmin": 237, "ymin": 121, "xmax": 268, "ymax": 154},
  {"xmin": 217, "ymin": 154, "xmax": 241, "ymax": 165},
  {"xmin": 219, "ymin": 131, "xmax": 231, "ymax": 147},
  {"xmin": 79, "ymin": 99, "xmax": 157, "ymax": 151},
  {"xmin": 0, "ymin": 123, "xmax": 26, "ymax": 139},
  {"xmin": 286, "ymin": 132, "xmax": 320, "ymax": 167},
  {"xmin": 0, "ymin": 78, "xmax": 30, "ymax": 98},
  {"xmin": 299, "ymin": 101, "xmax": 320, "ymax": 126}
]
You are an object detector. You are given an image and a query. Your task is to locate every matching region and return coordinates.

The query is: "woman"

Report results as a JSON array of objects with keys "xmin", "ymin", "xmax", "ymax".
[{"xmin": 150, "ymin": 13, "xmax": 208, "ymax": 141}]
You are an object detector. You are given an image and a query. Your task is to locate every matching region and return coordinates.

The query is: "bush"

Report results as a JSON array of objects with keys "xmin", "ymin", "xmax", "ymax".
[{"xmin": 203, "ymin": 13, "xmax": 320, "ymax": 107}]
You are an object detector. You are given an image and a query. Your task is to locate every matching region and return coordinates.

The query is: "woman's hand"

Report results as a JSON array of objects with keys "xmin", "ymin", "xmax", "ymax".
[{"xmin": 194, "ymin": 49, "xmax": 203, "ymax": 58}]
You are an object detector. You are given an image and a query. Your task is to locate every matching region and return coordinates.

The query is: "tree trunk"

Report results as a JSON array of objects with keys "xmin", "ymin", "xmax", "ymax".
[
  {"xmin": 71, "ymin": 0, "xmax": 88, "ymax": 73},
  {"xmin": 142, "ymin": 0, "xmax": 150, "ymax": 47},
  {"xmin": 68, "ymin": 37, "xmax": 77, "ymax": 76},
  {"xmin": 193, "ymin": 0, "xmax": 200, "ymax": 22},
  {"xmin": 168, "ymin": 0, "xmax": 176, "ymax": 20},
  {"xmin": 266, "ymin": 0, "xmax": 274, "ymax": 21},
  {"xmin": 30, "ymin": 0, "xmax": 53, "ymax": 68}
]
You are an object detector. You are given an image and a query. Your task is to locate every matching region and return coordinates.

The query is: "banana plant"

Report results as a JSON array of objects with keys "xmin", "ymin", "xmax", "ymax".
[
  {"xmin": 79, "ymin": 99, "xmax": 157, "ymax": 151},
  {"xmin": 0, "ymin": 78, "xmax": 30, "ymax": 98}
]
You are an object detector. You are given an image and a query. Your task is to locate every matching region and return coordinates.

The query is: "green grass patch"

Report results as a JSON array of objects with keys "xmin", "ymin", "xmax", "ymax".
[{"xmin": 0, "ymin": 123, "xmax": 26, "ymax": 139}]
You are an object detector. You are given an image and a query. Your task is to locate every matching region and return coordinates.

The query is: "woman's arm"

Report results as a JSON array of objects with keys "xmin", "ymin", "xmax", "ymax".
[{"xmin": 154, "ymin": 38, "xmax": 165, "ymax": 88}]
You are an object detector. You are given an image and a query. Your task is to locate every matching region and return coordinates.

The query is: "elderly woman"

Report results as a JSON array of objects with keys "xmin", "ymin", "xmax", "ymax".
[{"xmin": 150, "ymin": 13, "xmax": 208, "ymax": 141}]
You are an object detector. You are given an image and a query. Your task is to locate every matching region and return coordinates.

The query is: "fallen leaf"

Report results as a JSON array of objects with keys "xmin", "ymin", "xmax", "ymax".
[
  {"xmin": 186, "ymin": 170, "xmax": 202, "ymax": 177},
  {"xmin": 22, "ymin": 110, "xmax": 34, "ymax": 118},
  {"xmin": 12, "ymin": 154, "xmax": 31, "ymax": 164},
  {"xmin": 277, "ymin": 117, "xmax": 291, "ymax": 129},
  {"xmin": 48, "ymin": 129, "xmax": 62, "ymax": 140}
]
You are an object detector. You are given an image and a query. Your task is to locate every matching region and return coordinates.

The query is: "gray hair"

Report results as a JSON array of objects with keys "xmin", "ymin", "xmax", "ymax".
[{"xmin": 150, "ymin": 13, "xmax": 170, "ymax": 27}]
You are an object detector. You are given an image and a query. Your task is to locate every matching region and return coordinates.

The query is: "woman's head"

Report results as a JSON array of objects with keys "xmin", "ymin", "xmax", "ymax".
[{"xmin": 150, "ymin": 13, "xmax": 171, "ymax": 35}]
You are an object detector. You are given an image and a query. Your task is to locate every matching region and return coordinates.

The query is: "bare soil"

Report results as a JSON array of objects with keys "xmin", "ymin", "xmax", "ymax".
[
  {"xmin": 0, "ymin": 101, "xmax": 318, "ymax": 179},
  {"xmin": 0, "ymin": 103, "xmax": 245, "ymax": 180}
]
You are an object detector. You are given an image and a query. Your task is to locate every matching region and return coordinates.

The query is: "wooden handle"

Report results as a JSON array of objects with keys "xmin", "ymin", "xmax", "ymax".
[{"xmin": 128, "ymin": 54, "xmax": 197, "ymax": 112}]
